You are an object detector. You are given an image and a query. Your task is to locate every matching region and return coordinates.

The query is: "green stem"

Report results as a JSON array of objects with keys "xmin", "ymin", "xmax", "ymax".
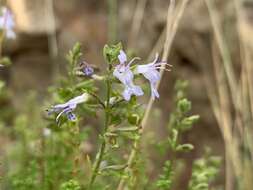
[{"xmin": 88, "ymin": 74, "xmax": 111, "ymax": 188}]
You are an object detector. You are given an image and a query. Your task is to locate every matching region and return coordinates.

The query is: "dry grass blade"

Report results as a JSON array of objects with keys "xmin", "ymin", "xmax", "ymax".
[
  {"xmin": 116, "ymin": 1, "xmax": 189, "ymax": 189},
  {"xmin": 203, "ymin": 0, "xmax": 253, "ymax": 189},
  {"xmin": 204, "ymin": 0, "xmax": 239, "ymax": 111},
  {"xmin": 142, "ymin": 0, "xmax": 189, "ymax": 129}
]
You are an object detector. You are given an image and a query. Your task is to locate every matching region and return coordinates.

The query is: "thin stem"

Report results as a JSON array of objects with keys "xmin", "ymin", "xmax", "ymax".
[
  {"xmin": 72, "ymin": 120, "xmax": 81, "ymax": 177},
  {"xmin": 87, "ymin": 91, "xmax": 106, "ymax": 109},
  {"xmin": 88, "ymin": 0, "xmax": 116, "ymax": 186},
  {"xmin": 88, "ymin": 72, "xmax": 111, "ymax": 188}
]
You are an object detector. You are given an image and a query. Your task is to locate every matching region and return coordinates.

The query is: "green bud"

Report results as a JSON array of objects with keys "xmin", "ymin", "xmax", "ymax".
[
  {"xmin": 103, "ymin": 42, "xmax": 122, "ymax": 64},
  {"xmin": 177, "ymin": 98, "xmax": 191, "ymax": 113}
]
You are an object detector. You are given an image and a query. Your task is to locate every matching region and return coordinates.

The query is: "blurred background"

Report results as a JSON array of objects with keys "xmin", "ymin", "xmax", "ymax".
[{"xmin": 1, "ymin": 0, "xmax": 253, "ymax": 189}]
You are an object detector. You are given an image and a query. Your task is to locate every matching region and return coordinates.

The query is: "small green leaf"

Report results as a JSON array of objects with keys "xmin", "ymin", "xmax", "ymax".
[
  {"xmin": 112, "ymin": 126, "xmax": 139, "ymax": 132},
  {"xmin": 104, "ymin": 132, "xmax": 118, "ymax": 137},
  {"xmin": 180, "ymin": 115, "xmax": 200, "ymax": 130},
  {"xmin": 176, "ymin": 143, "xmax": 194, "ymax": 152},
  {"xmin": 168, "ymin": 129, "xmax": 178, "ymax": 150},
  {"xmin": 100, "ymin": 164, "xmax": 128, "ymax": 171}
]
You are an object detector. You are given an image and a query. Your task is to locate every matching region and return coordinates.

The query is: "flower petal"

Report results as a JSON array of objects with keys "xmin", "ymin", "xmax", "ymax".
[
  {"xmin": 118, "ymin": 50, "xmax": 127, "ymax": 64},
  {"xmin": 122, "ymin": 87, "xmax": 132, "ymax": 101},
  {"xmin": 151, "ymin": 84, "xmax": 159, "ymax": 99},
  {"xmin": 132, "ymin": 85, "xmax": 144, "ymax": 96},
  {"xmin": 68, "ymin": 93, "xmax": 89, "ymax": 105},
  {"xmin": 66, "ymin": 112, "xmax": 76, "ymax": 121}
]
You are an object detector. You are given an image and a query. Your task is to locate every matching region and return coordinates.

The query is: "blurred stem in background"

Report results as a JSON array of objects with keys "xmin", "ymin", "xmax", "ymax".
[
  {"xmin": 108, "ymin": 0, "xmax": 117, "ymax": 43},
  {"xmin": 45, "ymin": 0, "xmax": 59, "ymax": 81},
  {"xmin": 127, "ymin": 0, "xmax": 147, "ymax": 49},
  {"xmin": 202, "ymin": 0, "xmax": 253, "ymax": 189}
]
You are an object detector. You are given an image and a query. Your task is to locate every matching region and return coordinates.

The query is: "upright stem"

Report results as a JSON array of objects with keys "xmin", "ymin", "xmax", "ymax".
[
  {"xmin": 88, "ymin": 71, "xmax": 111, "ymax": 188},
  {"xmin": 88, "ymin": 0, "xmax": 116, "ymax": 186}
]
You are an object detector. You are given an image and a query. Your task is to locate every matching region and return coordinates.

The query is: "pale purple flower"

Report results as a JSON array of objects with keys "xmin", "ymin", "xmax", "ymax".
[
  {"xmin": 113, "ymin": 50, "xmax": 143, "ymax": 101},
  {"xmin": 47, "ymin": 93, "xmax": 89, "ymax": 123},
  {"xmin": 136, "ymin": 53, "xmax": 170, "ymax": 99},
  {"xmin": 79, "ymin": 61, "xmax": 94, "ymax": 76},
  {"xmin": 0, "ymin": 7, "xmax": 15, "ymax": 39}
]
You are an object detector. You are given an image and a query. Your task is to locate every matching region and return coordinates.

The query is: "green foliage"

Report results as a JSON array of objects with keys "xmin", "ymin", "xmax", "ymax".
[
  {"xmin": 188, "ymin": 153, "xmax": 221, "ymax": 190},
  {"xmin": 60, "ymin": 180, "xmax": 81, "ymax": 190},
  {"xmin": 154, "ymin": 80, "xmax": 219, "ymax": 190},
  {"xmin": 156, "ymin": 161, "xmax": 174, "ymax": 190},
  {"xmin": 159, "ymin": 80, "xmax": 199, "ymax": 155},
  {"xmin": 103, "ymin": 42, "xmax": 122, "ymax": 64}
]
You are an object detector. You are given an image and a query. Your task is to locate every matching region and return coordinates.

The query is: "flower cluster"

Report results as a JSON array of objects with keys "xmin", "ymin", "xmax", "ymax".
[
  {"xmin": 48, "ymin": 47, "xmax": 170, "ymax": 123},
  {"xmin": 0, "ymin": 7, "xmax": 15, "ymax": 39},
  {"xmin": 113, "ymin": 50, "xmax": 143, "ymax": 101},
  {"xmin": 114, "ymin": 50, "xmax": 169, "ymax": 101}
]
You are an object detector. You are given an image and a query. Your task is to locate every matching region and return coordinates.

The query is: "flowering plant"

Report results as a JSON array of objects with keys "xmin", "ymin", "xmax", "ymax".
[{"xmin": 0, "ymin": 41, "xmax": 220, "ymax": 190}]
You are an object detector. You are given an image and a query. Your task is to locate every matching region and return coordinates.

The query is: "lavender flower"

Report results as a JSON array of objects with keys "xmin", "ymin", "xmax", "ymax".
[
  {"xmin": 136, "ymin": 53, "xmax": 170, "ymax": 99},
  {"xmin": 113, "ymin": 50, "xmax": 143, "ymax": 101},
  {"xmin": 0, "ymin": 7, "xmax": 15, "ymax": 39},
  {"xmin": 79, "ymin": 61, "xmax": 94, "ymax": 76},
  {"xmin": 47, "ymin": 93, "xmax": 89, "ymax": 123}
]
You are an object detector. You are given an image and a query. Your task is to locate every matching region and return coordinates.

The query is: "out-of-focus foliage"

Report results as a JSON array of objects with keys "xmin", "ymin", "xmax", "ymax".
[{"xmin": 154, "ymin": 80, "xmax": 220, "ymax": 190}]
